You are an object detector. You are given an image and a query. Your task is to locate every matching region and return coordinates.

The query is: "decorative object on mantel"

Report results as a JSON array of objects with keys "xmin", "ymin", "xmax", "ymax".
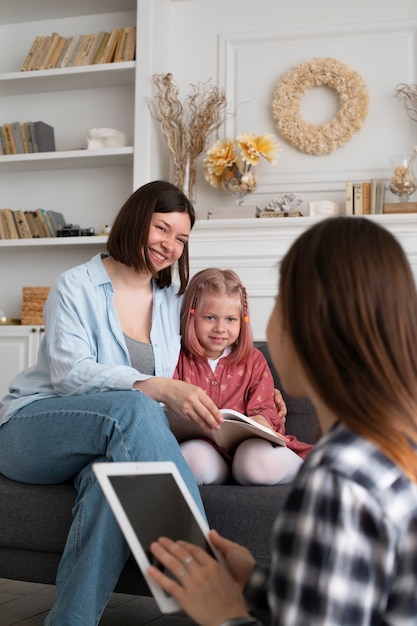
[
  {"xmin": 148, "ymin": 73, "xmax": 228, "ymax": 203},
  {"xmin": 86, "ymin": 128, "xmax": 127, "ymax": 150},
  {"xmin": 256, "ymin": 193, "xmax": 303, "ymax": 218},
  {"xmin": 395, "ymin": 83, "xmax": 417, "ymax": 122},
  {"xmin": 308, "ymin": 200, "xmax": 340, "ymax": 216},
  {"xmin": 388, "ymin": 146, "xmax": 417, "ymax": 202},
  {"xmin": 272, "ymin": 57, "xmax": 369, "ymax": 155},
  {"xmin": 204, "ymin": 133, "xmax": 280, "ymax": 205}
]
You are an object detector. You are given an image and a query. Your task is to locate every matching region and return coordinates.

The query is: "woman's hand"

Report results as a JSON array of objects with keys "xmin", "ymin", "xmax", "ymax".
[
  {"xmin": 135, "ymin": 377, "xmax": 223, "ymax": 432},
  {"xmin": 274, "ymin": 388, "xmax": 287, "ymax": 423},
  {"xmin": 148, "ymin": 531, "xmax": 256, "ymax": 626}
]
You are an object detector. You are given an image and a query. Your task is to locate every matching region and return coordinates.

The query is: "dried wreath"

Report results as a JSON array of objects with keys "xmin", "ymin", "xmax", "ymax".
[{"xmin": 272, "ymin": 57, "xmax": 369, "ymax": 155}]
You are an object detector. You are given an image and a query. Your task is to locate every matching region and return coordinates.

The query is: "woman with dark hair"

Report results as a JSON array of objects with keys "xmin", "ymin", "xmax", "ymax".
[
  {"xmin": 149, "ymin": 216, "xmax": 417, "ymax": 626},
  {"xmin": 0, "ymin": 180, "xmax": 222, "ymax": 625}
]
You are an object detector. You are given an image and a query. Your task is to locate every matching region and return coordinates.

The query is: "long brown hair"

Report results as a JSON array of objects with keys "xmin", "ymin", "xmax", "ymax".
[
  {"xmin": 279, "ymin": 216, "xmax": 417, "ymax": 482},
  {"xmin": 107, "ymin": 180, "xmax": 195, "ymax": 295},
  {"xmin": 180, "ymin": 268, "xmax": 253, "ymax": 364}
]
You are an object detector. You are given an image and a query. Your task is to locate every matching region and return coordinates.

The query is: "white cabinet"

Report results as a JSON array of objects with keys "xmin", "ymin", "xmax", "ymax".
[{"xmin": 0, "ymin": 325, "xmax": 44, "ymax": 399}]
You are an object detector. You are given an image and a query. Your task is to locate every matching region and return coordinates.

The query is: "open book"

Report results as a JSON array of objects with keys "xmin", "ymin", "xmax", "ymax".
[{"xmin": 164, "ymin": 407, "xmax": 287, "ymax": 453}]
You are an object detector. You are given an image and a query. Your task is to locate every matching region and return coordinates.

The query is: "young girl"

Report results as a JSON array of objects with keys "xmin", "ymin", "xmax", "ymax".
[{"xmin": 174, "ymin": 267, "xmax": 312, "ymax": 485}]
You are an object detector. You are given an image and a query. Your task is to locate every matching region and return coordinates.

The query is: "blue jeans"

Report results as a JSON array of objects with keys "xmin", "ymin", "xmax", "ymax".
[{"xmin": 0, "ymin": 390, "xmax": 205, "ymax": 626}]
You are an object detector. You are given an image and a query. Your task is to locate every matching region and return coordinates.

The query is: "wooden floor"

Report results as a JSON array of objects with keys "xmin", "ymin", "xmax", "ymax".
[{"xmin": 0, "ymin": 579, "xmax": 197, "ymax": 626}]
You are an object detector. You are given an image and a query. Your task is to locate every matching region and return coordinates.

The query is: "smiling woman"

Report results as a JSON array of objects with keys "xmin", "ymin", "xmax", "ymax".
[{"xmin": 0, "ymin": 180, "xmax": 227, "ymax": 626}]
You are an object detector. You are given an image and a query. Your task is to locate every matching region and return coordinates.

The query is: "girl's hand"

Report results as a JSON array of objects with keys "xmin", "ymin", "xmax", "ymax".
[
  {"xmin": 135, "ymin": 377, "xmax": 223, "ymax": 432},
  {"xmin": 250, "ymin": 414, "xmax": 275, "ymax": 431},
  {"xmin": 148, "ymin": 531, "xmax": 255, "ymax": 626},
  {"xmin": 274, "ymin": 388, "xmax": 287, "ymax": 423}
]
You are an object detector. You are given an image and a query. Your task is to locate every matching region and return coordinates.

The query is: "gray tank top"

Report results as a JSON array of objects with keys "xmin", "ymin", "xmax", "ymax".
[{"xmin": 123, "ymin": 334, "xmax": 155, "ymax": 375}]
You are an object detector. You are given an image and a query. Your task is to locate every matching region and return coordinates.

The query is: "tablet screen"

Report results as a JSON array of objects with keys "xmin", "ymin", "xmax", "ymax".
[{"xmin": 108, "ymin": 473, "xmax": 215, "ymax": 569}]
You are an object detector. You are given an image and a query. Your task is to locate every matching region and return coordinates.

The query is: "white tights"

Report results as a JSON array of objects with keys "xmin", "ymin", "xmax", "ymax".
[{"xmin": 180, "ymin": 438, "xmax": 304, "ymax": 486}]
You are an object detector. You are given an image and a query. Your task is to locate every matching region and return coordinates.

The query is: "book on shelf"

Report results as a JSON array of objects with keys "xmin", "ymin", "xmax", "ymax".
[
  {"xmin": 362, "ymin": 181, "xmax": 371, "ymax": 215},
  {"xmin": 47, "ymin": 210, "xmax": 67, "ymax": 236},
  {"xmin": 13, "ymin": 210, "xmax": 32, "ymax": 239},
  {"xmin": 96, "ymin": 28, "xmax": 121, "ymax": 64},
  {"xmin": 91, "ymin": 32, "xmax": 111, "ymax": 64},
  {"xmin": 30, "ymin": 35, "xmax": 53, "ymax": 71},
  {"xmin": 345, "ymin": 181, "xmax": 354, "ymax": 215},
  {"xmin": 24, "ymin": 211, "xmax": 41, "ymax": 238},
  {"xmin": 164, "ymin": 407, "xmax": 287, "ymax": 453},
  {"xmin": 120, "ymin": 26, "xmax": 136, "ymax": 62},
  {"xmin": 34, "ymin": 209, "xmax": 52, "ymax": 238},
  {"xmin": 38, "ymin": 32, "xmax": 61, "ymax": 70},
  {"xmin": 353, "ymin": 182, "xmax": 363, "ymax": 215},
  {"xmin": 1, "ymin": 124, "xmax": 17, "ymax": 155},
  {"xmin": 58, "ymin": 35, "xmax": 82, "ymax": 68},
  {"xmin": 19, "ymin": 122, "xmax": 30, "ymax": 153},
  {"xmin": 46, "ymin": 35, "xmax": 70, "ymax": 69},
  {"xmin": 71, "ymin": 33, "xmax": 96, "ymax": 66},
  {"xmin": 113, "ymin": 26, "xmax": 137, "ymax": 63},
  {"xmin": 0, "ymin": 212, "xmax": 6, "ymax": 239},
  {"xmin": 23, "ymin": 122, "xmax": 35, "ymax": 153},
  {"xmin": 0, "ymin": 209, "xmax": 19, "ymax": 239},
  {"xmin": 11, "ymin": 121, "xmax": 25, "ymax": 154},
  {"xmin": 33, "ymin": 121, "xmax": 56, "ymax": 152},
  {"xmin": 21, "ymin": 35, "xmax": 42, "ymax": 71}
]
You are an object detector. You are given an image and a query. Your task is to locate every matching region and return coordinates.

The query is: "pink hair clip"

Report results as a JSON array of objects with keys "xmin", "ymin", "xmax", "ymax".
[
  {"xmin": 190, "ymin": 309, "xmax": 195, "ymax": 315},
  {"xmin": 243, "ymin": 315, "xmax": 249, "ymax": 323}
]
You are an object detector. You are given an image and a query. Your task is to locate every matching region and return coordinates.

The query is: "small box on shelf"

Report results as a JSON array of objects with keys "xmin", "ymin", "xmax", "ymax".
[{"xmin": 383, "ymin": 202, "xmax": 417, "ymax": 214}]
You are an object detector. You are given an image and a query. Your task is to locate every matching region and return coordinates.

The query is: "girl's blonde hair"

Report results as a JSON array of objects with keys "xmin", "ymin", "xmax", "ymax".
[
  {"xmin": 279, "ymin": 216, "xmax": 417, "ymax": 482},
  {"xmin": 180, "ymin": 267, "xmax": 253, "ymax": 364}
]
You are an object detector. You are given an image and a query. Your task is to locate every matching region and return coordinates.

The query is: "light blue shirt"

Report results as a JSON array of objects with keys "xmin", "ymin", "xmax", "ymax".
[{"xmin": 0, "ymin": 253, "xmax": 183, "ymax": 425}]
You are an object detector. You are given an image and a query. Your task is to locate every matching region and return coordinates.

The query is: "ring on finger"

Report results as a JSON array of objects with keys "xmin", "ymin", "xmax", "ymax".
[
  {"xmin": 178, "ymin": 569, "xmax": 186, "ymax": 578},
  {"xmin": 183, "ymin": 556, "xmax": 194, "ymax": 566}
]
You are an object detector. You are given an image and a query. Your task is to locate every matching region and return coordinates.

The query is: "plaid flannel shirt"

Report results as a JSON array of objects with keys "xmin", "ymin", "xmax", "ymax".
[{"xmin": 244, "ymin": 421, "xmax": 417, "ymax": 625}]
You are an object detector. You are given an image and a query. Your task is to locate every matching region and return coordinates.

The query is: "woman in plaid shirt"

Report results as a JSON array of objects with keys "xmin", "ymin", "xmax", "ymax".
[{"xmin": 149, "ymin": 216, "xmax": 417, "ymax": 626}]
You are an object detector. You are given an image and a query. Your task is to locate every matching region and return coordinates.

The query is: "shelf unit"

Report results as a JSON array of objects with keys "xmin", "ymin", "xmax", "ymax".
[{"xmin": 0, "ymin": 0, "xmax": 171, "ymax": 319}]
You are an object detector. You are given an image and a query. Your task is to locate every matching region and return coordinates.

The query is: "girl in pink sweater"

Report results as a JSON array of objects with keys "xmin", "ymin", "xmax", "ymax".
[{"xmin": 174, "ymin": 267, "xmax": 312, "ymax": 485}]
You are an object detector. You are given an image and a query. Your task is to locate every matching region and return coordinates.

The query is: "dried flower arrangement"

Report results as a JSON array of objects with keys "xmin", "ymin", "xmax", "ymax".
[
  {"xmin": 395, "ymin": 83, "xmax": 417, "ymax": 122},
  {"xmin": 203, "ymin": 133, "xmax": 280, "ymax": 197},
  {"xmin": 272, "ymin": 57, "xmax": 369, "ymax": 155},
  {"xmin": 148, "ymin": 73, "xmax": 228, "ymax": 200}
]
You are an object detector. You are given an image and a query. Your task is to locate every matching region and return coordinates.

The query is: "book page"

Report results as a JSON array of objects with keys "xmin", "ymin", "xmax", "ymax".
[{"xmin": 164, "ymin": 407, "xmax": 286, "ymax": 453}]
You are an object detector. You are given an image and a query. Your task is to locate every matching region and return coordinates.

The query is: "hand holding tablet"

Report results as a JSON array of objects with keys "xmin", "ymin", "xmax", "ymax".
[{"xmin": 93, "ymin": 461, "xmax": 227, "ymax": 613}]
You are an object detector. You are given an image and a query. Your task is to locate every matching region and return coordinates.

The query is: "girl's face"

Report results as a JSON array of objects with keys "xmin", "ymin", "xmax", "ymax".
[
  {"xmin": 147, "ymin": 212, "xmax": 191, "ymax": 271},
  {"xmin": 194, "ymin": 294, "xmax": 241, "ymax": 359}
]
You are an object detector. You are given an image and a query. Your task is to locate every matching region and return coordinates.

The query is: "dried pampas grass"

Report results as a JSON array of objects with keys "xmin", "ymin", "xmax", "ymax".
[{"xmin": 148, "ymin": 73, "xmax": 228, "ymax": 198}]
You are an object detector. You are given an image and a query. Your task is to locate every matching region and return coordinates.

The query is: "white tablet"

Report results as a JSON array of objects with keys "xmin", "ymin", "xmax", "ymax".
[{"xmin": 93, "ymin": 460, "xmax": 225, "ymax": 613}]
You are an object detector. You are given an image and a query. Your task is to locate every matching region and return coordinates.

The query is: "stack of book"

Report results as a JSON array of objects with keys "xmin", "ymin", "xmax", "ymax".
[
  {"xmin": 345, "ymin": 180, "xmax": 386, "ymax": 215},
  {"xmin": 0, "ymin": 209, "xmax": 66, "ymax": 239},
  {"xmin": 20, "ymin": 27, "xmax": 136, "ymax": 71},
  {"xmin": 0, "ymin": 121, "xmax": 55, "ymax": 155}
]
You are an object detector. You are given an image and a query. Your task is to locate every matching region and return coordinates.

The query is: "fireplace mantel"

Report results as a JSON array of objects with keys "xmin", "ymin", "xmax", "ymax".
[{"xmin": 188, "ymin": 214, "xmax": 417, "ymax": 340}]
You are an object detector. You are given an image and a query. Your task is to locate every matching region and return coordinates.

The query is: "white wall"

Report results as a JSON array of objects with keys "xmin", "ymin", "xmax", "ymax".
[{"xmin": 148, "ymin": 0, "xmax": 417, "ymax": 218}]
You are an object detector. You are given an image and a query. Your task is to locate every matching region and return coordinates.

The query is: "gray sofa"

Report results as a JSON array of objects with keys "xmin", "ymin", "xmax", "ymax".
[{"xmin": 0, "ymin": 343, "xmax": 318, "ymax": 596}]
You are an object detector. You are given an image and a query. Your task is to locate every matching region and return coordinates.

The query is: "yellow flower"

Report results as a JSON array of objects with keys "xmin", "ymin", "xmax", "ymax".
[
  {"xmin": 203, "ymin": 138, "xmax": 237, "ymax": 187},
  {"xmin": 203, "ymin": 132, "xmax": 281, "ymax": 189},
  {"xmin": 236, "ymin": 133, "xmax": 281, "ymax": 166}
]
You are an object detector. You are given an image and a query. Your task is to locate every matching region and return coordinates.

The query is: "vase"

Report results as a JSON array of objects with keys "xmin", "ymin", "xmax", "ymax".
[
  {"xmin": 173, "ymin": 156, "xmax": 197, "ymax": 205},
  {"xmin": 389, "ymin": 149, "xmax": 417, "ymax": 202},
  {"xmin": 221, "ymin": 164, "xmax": 257, "ymax": 205}
]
